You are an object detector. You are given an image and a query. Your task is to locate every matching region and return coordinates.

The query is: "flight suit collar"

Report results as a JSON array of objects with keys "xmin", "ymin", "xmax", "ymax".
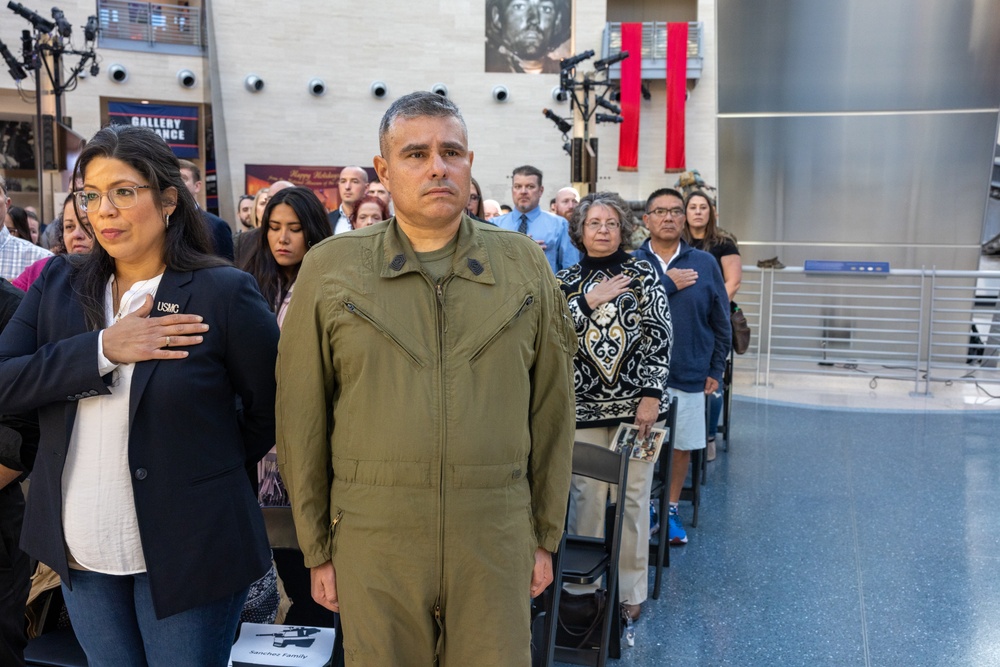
[{"xmin": 381, "ymin": 215, "xmax": 496, "ymax": 286}]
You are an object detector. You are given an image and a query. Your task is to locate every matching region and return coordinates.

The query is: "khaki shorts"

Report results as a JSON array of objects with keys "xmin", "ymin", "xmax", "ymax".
[{"xmin": 672, "ymin": 388, "xmax": 707, "ymax": 451}]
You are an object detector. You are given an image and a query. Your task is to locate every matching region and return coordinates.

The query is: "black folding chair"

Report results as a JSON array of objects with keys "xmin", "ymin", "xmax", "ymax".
[
  {"xmin": 680, "ymin": 447, "xmax": 703, "ymax": 528},
  {"xmin": 701, "ymin": 394, "xmax": 710, "ymax": 486},
  {"xmin": 648, "ymin": 396, "xmax": 678, "ymax": 600},
  {"xmin": 717, "ymin": 349, "xmax": 734, "ymax": 451},
  {"xmin": 554, "ymin": 441, "xmax": 631, "ymax": 667},
  {"xmin": 23, "ymin": 479, "xmax": 87, "ymax": 667},
  {"xmin": 530, "ymin": 535, "xmax": 564, "ymax": 667},
  {"xmin": 23, "ymin": 595, "xmax": 87, "ymax": 667}
]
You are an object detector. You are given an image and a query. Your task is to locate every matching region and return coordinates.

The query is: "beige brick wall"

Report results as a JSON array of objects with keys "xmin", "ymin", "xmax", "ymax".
[
  {"xmin": 209, "ymin": 0, "xmax": 718, "ymax": 218},
  {"xmin": 1, "ymin": 1, "xmax": 718, "ymax": 223}
]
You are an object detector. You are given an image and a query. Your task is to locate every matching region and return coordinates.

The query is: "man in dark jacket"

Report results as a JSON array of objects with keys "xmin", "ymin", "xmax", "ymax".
[
  {"xmin": 634, "ymin": 187, "xmax": 731, "ymax": 545},
  {"xmin": 179, "ymin": 160, "xmax": 235, "ymax": 261}
]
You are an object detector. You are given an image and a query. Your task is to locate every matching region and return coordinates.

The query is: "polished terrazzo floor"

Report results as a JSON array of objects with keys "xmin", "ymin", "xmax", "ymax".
[{"xmin": 558, "ymin": 392, "xmax": 1000, "ymax": 667}]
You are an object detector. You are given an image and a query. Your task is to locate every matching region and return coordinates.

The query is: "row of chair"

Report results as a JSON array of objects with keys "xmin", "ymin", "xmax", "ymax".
[
  {"xmin": 25, "ymin": 386, "xmax": 726, "ymax": 667},
  {"xmin": 531, "ymin": 394, "xmax": 682, "ymax": 667},
  {"xmin": 540, "ymin": 374, "xmax": 734, "ymax": 667},
  {"xmin": 683, "ymin": 352, "xmax": 736, "ymax": 532}
]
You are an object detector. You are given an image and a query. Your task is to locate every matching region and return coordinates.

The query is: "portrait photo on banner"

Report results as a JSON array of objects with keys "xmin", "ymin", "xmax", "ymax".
[{"xmin": 485, "ymin": 0, "xmax": 573, "ymax": 74}]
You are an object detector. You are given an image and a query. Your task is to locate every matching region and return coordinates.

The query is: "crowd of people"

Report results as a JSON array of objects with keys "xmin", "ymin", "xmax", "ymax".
[{"xmin": 0, "ymin": 90, "xmax": 742, "ymax": 666}]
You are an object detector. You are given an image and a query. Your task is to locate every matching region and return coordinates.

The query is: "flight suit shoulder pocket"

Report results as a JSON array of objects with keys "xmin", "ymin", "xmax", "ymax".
[{"xmin": 552, "ymin": 284, "xmax": 578, "ymax": 355}]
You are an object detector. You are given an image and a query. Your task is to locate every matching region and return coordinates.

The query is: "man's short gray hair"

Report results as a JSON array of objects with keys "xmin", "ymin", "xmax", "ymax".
[{"xmin": 378, "ymin": 91, "xmax": 468, "ymax": 157}]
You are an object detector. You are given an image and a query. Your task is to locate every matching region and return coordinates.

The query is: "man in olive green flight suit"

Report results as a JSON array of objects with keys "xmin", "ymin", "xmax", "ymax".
[{"xmin": 276, "ymin": 91, "xmax": 577, "ymax": 665}]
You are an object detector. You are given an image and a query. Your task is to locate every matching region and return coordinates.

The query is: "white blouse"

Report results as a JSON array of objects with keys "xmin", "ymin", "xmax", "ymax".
[
  {"xmin": 276, "ymin": 282, "xmax": 294, "ymax": 329},
  {"xmin": 61, "ymin": 273, "xmax": 163, "ymax": 574}
]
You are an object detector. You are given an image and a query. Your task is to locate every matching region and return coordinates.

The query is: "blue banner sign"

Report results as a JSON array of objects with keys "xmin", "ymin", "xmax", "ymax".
[{"xmin": 107, "ymin": 102, "xmax": 199, "ymax": 158}]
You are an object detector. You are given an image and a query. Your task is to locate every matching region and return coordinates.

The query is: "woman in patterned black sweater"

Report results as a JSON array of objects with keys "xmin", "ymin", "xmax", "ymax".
[{"xmin": 555, "ymin": 192, "xmax": 672, "ymax": 621}]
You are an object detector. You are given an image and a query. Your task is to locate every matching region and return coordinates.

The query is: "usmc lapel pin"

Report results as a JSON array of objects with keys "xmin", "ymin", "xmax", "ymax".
[{"xmin": 157, "ymin": 301, "xmax": 180, "ymax": 314}]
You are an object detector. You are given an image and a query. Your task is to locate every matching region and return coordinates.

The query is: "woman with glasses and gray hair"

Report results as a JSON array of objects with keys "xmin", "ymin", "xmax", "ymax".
[
  {"xmin": 556, "ymin": 191, "xmax": 672, "ymax": 622},
  {"xmin": 0, "ymin": 125, "xmax": 279, "ymax": 665}
]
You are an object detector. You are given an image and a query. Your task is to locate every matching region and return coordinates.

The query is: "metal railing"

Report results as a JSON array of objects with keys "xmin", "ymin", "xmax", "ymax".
[
  {"xmin": 737, "ymin": 266, "xmax": 1000, "ymax": 394},
  {"xmin": 97, "ymin": 0, "xmax": 204, "ymax": 50},
  {"xmin": 601, "ymin": 22, "xmax": 703, "ymax": 80}
]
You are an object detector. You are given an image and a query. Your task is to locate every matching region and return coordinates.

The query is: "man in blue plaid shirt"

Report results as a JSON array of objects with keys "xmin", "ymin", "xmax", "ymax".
[{"xmin": 0, "ymin": 176, "xmax": 51, "ymax": 282}]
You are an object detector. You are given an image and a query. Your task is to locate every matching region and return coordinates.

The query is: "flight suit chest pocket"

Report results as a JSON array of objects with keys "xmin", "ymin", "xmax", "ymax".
[
  {"xmin": 343, "ymin": 300, "xmax": 428, "ymax": 368},
  {"xmin": 469, "ymin": 293, "xmax": 535, "ymax": 365}
]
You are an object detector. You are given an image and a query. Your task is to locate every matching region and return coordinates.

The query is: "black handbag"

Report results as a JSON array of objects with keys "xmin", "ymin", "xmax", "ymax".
[
  {"xmin": 731, "ymin": 305, "xmax": 751, "ymax": 355},
  {"xmin": 556, "ymin": 589, "xmax": 626, "ymax": 649}
]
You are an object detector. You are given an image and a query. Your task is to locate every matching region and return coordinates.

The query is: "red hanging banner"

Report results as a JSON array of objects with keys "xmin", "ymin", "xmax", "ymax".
[
  {"xmin": 617, "ymin": 23, "xmax": 643, "ymax": 172},
  {"xmin": 665, "ymin": 22, "xmax": 688, "ymax": 172}
]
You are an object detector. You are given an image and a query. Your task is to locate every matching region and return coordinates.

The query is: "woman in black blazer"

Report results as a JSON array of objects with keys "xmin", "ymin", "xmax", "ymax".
[{"xmin": 0, "ymin": 126, "xmax": 279, "ymax": 666}]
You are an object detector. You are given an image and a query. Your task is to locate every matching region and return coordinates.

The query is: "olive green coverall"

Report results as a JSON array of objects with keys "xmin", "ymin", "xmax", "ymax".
[{"xmin": 276, "ymin": 217, "xmax": 577, "ymax": 665}]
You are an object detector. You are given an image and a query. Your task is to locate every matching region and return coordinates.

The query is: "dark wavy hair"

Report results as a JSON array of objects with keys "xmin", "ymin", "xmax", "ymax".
[
  {"xmin": 70, "ymin": 124, "xmax": 224, "ymax": 331},
  {"xmin": 241, "ymin": 187, "xmax": 332, "ymax": 312},
  {"xmin": 5, "ymin": 206, "xmax": 34, "ymax": 244}
]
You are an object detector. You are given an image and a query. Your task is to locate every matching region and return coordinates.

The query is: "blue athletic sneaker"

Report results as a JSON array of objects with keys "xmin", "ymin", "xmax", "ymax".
[
  {"xmin": 668, "ymin": 506, "xmax": 687, "ymax": 545},
  {"xmin": 649, "ymin": 501, "xmax": 660, "ymax": 536}
]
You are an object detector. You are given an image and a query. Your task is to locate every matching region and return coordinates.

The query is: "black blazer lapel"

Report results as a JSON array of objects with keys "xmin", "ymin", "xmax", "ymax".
[{"xmin": 129, "ymin": 270, "xmax": 193, "ymax": 426}]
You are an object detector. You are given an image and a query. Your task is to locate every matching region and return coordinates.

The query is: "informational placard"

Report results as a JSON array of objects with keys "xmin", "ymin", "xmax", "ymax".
[{"xmin": 229, "ymin": 623, "xmax": 335, "ymax": 667}]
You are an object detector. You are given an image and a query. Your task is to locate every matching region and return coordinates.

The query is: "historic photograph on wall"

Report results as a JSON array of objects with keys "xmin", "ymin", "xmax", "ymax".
[{"xmin": 485, "ymin": 0, "xmax": 573, "ymax": 74}]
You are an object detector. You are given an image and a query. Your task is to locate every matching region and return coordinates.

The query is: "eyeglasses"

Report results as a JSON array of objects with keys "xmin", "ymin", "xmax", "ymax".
[
  {"xmin": 584, "ymin": 220, "xmax": 621, "ymax": 231},
  {"xmin": 646, "ymin": 207, "xmax": 685, "ymax": 219},
  {"xmin": 75, "ymin": 185, "xmax": 152, "ymax": 213}
]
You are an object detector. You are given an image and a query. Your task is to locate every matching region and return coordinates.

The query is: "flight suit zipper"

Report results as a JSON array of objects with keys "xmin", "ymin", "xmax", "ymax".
[
  {"xmin": 330, "ymin": 509, "xmax": 343, "ymax": 531},
  {"xmin": 469, "ymin": 294, "xmax": 534, "ymax": 363},
  {"xmin": 330, "ymin": 509, "xmax": 344, "ymax": 542},
  {"xmin": 345, "ymin": 301, "xmax": 423, "ymax": 366},
  {"xmin": 433, "ymin": 276, "xmax": 450, "ymax": 659}
]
